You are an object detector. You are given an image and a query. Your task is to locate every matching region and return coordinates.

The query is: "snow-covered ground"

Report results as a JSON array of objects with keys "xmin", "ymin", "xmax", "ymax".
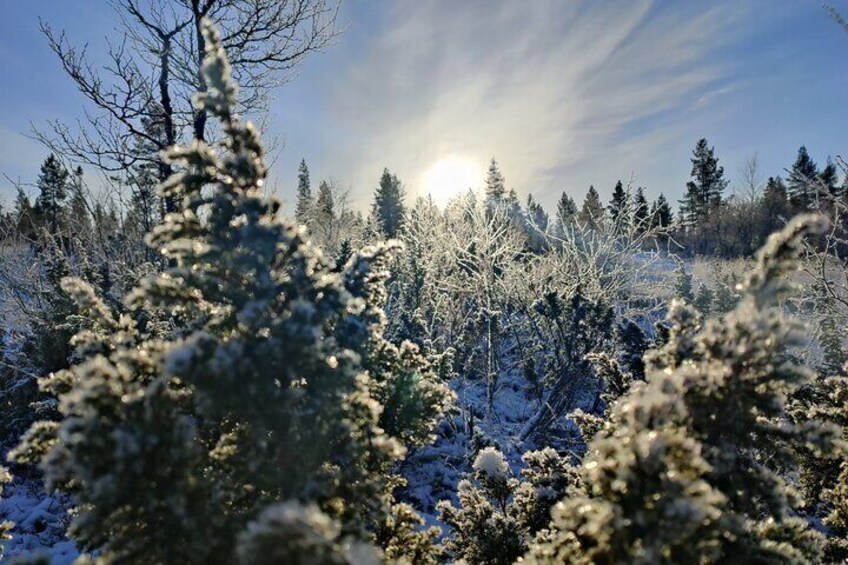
[
  {"xmin": 399, "ymin": 339, "xmax": 588, "ymax": 531},
  {"xmin": 0, "ymin": 475, "xmax": 77, "ymax": 563}
]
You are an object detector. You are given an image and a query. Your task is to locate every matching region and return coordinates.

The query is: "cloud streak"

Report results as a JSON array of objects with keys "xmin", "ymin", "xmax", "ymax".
[{"xmin": 323, "ymin": 0, "xmax": 751, "ymax": 207}]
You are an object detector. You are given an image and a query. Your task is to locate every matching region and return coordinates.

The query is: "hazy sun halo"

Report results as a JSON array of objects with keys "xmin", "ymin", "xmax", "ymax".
[{"xmin": 422, "ymin": 155, "xmax": 481, "ymax": 205}]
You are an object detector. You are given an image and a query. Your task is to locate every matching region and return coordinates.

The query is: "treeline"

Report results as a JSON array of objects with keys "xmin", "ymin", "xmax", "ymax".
[
  {"xmin": 7, "ymin": 138, "xmax": 842, "ymax": 268},
  {"xmin": 675, "ymin": 140, "xmax": 846, "ymax": 257}
]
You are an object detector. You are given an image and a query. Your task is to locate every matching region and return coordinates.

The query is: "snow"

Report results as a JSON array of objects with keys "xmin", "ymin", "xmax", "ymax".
[
  {"xmin": 473, "ymin": 447, "xmax": 509, "ymax": 480},
  {"xmin": 0, "ymin": 476, "xmax": 77, "ymax": 564},
  {"xmin": 398, "ymin": 333, "xmax": 592, "ymax": 532}
]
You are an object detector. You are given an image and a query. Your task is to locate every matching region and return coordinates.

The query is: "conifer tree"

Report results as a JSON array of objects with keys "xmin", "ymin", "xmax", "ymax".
[
  {"xmin": 679, "ymin": 138, "xmax": 727, "ymax": 226},
  {"xmin": 674, "ymin": 262, "xmax": 693, "ymax": 301},
  {"xmin": 819, "ymin": 159, "xmax": 840, "ymax": 203},
  {"xmin": 33, "ymin": 153, "xmax": 70, "ymax": 236},
  {"xmin": 577, "ymin": 186, "xmax": 604, "ymax": 230},
  {"xmin": 485, "ymin": 158, "xmax": 506, "ymax": 207},
  {"xmin": 526, "ymin": 215, "xmax": 839, "ymax": 564},
  {"xmin": 650, "ymin": 193, "xmax": 673, "ymax": 230},
  {"xmin": 607, "ymin": 180, "xmax": 628, "ymax": 223},
  {"xmin": 787, "ymin": 374, "xmax": 848, "ymax": 561},
  {"xmin": 316, "ymin": 179, "xmax": 335, "ymax": 219},
  {"xmin": 335, "ymin": 238, "xmax": 353, "ymax": 271},
  {"xmin": 128, "ymin": 101, "xmax": 171, "ymax": 218},
  {"xmin": 819, "ymin": 310, "xmax": 847, "ymax": 376},
  {"xmin": 633, "ymin": 187, "xmax": 649, "ymax": 232},
  {"xmin": 438, "ymin": 447, "xmax": 579, "ymax": 565},
  {"xmin": 526, "ymin": 194, "xmax": 549, "ymax": 231},
  {"xmin": 555, "ymin": 192, "xmax": 578, "ymax": 233},
  {"xmin": 504, "ymin": 188, "xmax": 522, "ymax": 220},
  {"xmin": 760, "ymin": 176, "xmax": 791, "ymax": 237},
  {"xmin": 764, "ymin": 176, "xmax": 789, "ymax": 208},
  {"xmin": 12, "ymin": 22, "xmax": 450, "ymax": 564},
  {"xmin": 788, "ymin": 146, "xmax": 819, "ymax": 212},
  {"xmin": 295, "ymin": 158, "xmax": 313, "ymax": 222},
  {"xmin": 693, "ymin": 283, "xmax": 714, "ymax": 314},
  {"xmin": 372, "ymin": 168, "xmax": 406, "ymax": 239},
  {"xmin": 12, "ymin": 188, "xmax": 35, "ymax": 239},
  {"xmin": 67, "ymin": 166, "xmax": 92, "ymax": 241}
]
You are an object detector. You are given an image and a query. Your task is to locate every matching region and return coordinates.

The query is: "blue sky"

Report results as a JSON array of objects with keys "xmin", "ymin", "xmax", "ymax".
[{"xmin": 0, "ymin": 0, "xmax": 846, "ymax": 212}]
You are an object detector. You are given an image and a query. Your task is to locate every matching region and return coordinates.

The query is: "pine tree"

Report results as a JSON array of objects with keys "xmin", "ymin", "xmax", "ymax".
[
  {"xmin": 526, "ymin": 194, "xmax": 548, "ymax": 231},
  {"xmin": 607, "ymin": 180, "xmax": 628, "ymax": 223},
  {"xmin": 693, "ymin": 284, "xmax": 714, "ymax": 315},
  {"xmin": 12, "ymin": 188, "xmax": 34, "ymax": 239},
  {"xmin": 762, "ymin": 176, "xmax": 790, "ymax": 236},
  {"xmin": 650, "ymin": 193, "xmax": 673, "ymax": 230},
  {"xmin": 128, "ymin": 101, "xmax": 169, "ymax": 221},
  {"xmin": 335, "ymin": 238, "xmax": 353, "ymax": 271},
  {"xmin": 819, "ymin": 159, "xmax": 840, "ymax": 204},
  {"xmin": 818, "ymin": 311, "xmax": 846, "ymax": 376},
  {"xmin": 503, "ymin": 188, "xmax": 522, "ymax": 222},
  {"xmin": 633, "ymin": 187, "xmax": 649, "ymax": 232},
  {"xmin": 316, "ymin": 180, "xmax": 335, "ymax": 219},
  {"xmin": 12, "ymin": 22, "xmax": 450, "ymax": 564},
  {"xmin": 787, "ymin": 374, "xmax": 848, "ymax": 561},
  {"xmin": 295, "ymin": 158, "xmax": 313, "ymax": 223},
  {"xmin": 788, "ymin": 146, "xmax": 819, "ymax": 212},
  {"xmin": 372, "ymin": 168, "xmax": 406, "ymax": 238},
  {"xmin": 577, "ymin": 186, "xmax": 604, "ymax": 230},
  {"xmin": 674, "ymin": 262, "xmax": 694, "ymax": 302},
  {"xmin": 33, "ymin": 154, "xmax": 70, "ymax": 236},
  {"xmin": 679, "ymin": 138, "xmax": 727, "ymax": 226},
  {"xmin": 555, "ymin": 192, "xmax": 578, "ymax": 233},
  {"xmin": 526, "ymin": 215, "xmax": 838, "ymax": 564},
  {"xmin": 67, "ymin": 166, "xmax": 92, "ymax": 241},
  {"xmin": 485, "ymin": 158, "xmax": 506, "ymax": 207},
  {"xmin": 438, "ymin": 447, "xmax": 579, "ymax": 565},
  {"xmin": 764, "ymin": 176, "xmax": 789, "ymax": 206}
]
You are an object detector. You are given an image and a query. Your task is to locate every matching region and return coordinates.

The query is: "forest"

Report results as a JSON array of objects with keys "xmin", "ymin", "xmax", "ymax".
[{"xmin": 0, "ymin": 1, "xmax": 847, "ymax": 564}]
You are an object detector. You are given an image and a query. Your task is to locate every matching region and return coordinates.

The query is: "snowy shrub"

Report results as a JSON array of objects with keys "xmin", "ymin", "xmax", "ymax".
[
  {"xmin": 438, "ymin": 447, "xmax": 578, "ymax": 565},
  {"xmin": 525, "ymin": 215, "xmax": 842, "ymax": 563},
  {"xmin": 520, "ymin": 288, "xmax": 615, "ymax": 440},
  {"xmin": 235, "ymin": 501, "xmax": 380, "ymax": 565},
  {"xmin": 473, "ymin": 446, "xmax": 509, "ymax": 481},
  {"xmin": 617, "ymin": 318, "xmax": 648, "ymax": 380},
  {"xmin": 11, "ymin": 21, "xmax": 449, "ymax": 564},
  {"xmin": 569, "ymin": 353, "xmax": 633, "ymax": 445},
  {"xmin": 787, "ymin": 374, "xmax": 848, "ymax": 561},
  {"xmin": 373, "ymin": 502, "xmax": 442, "ymax": 565}
]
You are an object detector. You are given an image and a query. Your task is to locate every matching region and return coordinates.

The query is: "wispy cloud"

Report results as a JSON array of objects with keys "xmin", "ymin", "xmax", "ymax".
[{"xmin": 322, "ymin": 0, "xmax": 752, "ymax": 206}]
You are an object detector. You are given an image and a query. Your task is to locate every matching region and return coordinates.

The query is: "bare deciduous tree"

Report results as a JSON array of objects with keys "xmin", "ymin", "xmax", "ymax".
[{"xmin": 34, "ymin": 0, "xmax": 342, "ymax": 212}]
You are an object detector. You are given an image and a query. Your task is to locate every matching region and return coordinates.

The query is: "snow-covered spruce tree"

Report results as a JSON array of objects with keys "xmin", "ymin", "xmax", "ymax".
[
  {"xmin": 569, "ymin": 353, "xmax": 633, "ymax": 446},
  {"xmin": 525, "ymin": 215, "xmax": 840, "ymax": 564},
  {"xmin": 11, "ymin": 22, "xmax": 449, "ymax": 564},
  {"xmin": 787, "ymin": 374, "xmax": 848, "ymax": 562},
  {"xmin": 438, "ymin": 446, "xmax": 579, "ymax": 565},
  {"xmin": 823, "ymin": 456, "xmax": 848, "ymax": 562}
]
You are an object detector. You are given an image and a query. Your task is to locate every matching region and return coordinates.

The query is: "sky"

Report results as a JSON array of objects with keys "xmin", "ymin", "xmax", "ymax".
[{"xmin": 0, "ymin": 0, "xmax": 846, "ymax": 213}]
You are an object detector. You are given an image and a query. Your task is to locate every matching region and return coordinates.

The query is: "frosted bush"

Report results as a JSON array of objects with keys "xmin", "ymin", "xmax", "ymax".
[
  {"xmin": 473, "ymin": 447, "xmax": 509, "ymax": 481},
  {"xmin": 10, "ymin": 20, "xmax": 450, "ymax": 564}
]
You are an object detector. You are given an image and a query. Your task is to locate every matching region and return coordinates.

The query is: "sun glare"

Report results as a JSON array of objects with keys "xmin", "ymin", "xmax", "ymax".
[{"xmin": 422, "ymin": 155, "xmax": 482, "ymax": 205}]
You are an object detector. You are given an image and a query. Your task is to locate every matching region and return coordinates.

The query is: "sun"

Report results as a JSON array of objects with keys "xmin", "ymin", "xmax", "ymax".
[{"xmin": 422, "ymin": 155, "xmax": 482, "ymax": 205}]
